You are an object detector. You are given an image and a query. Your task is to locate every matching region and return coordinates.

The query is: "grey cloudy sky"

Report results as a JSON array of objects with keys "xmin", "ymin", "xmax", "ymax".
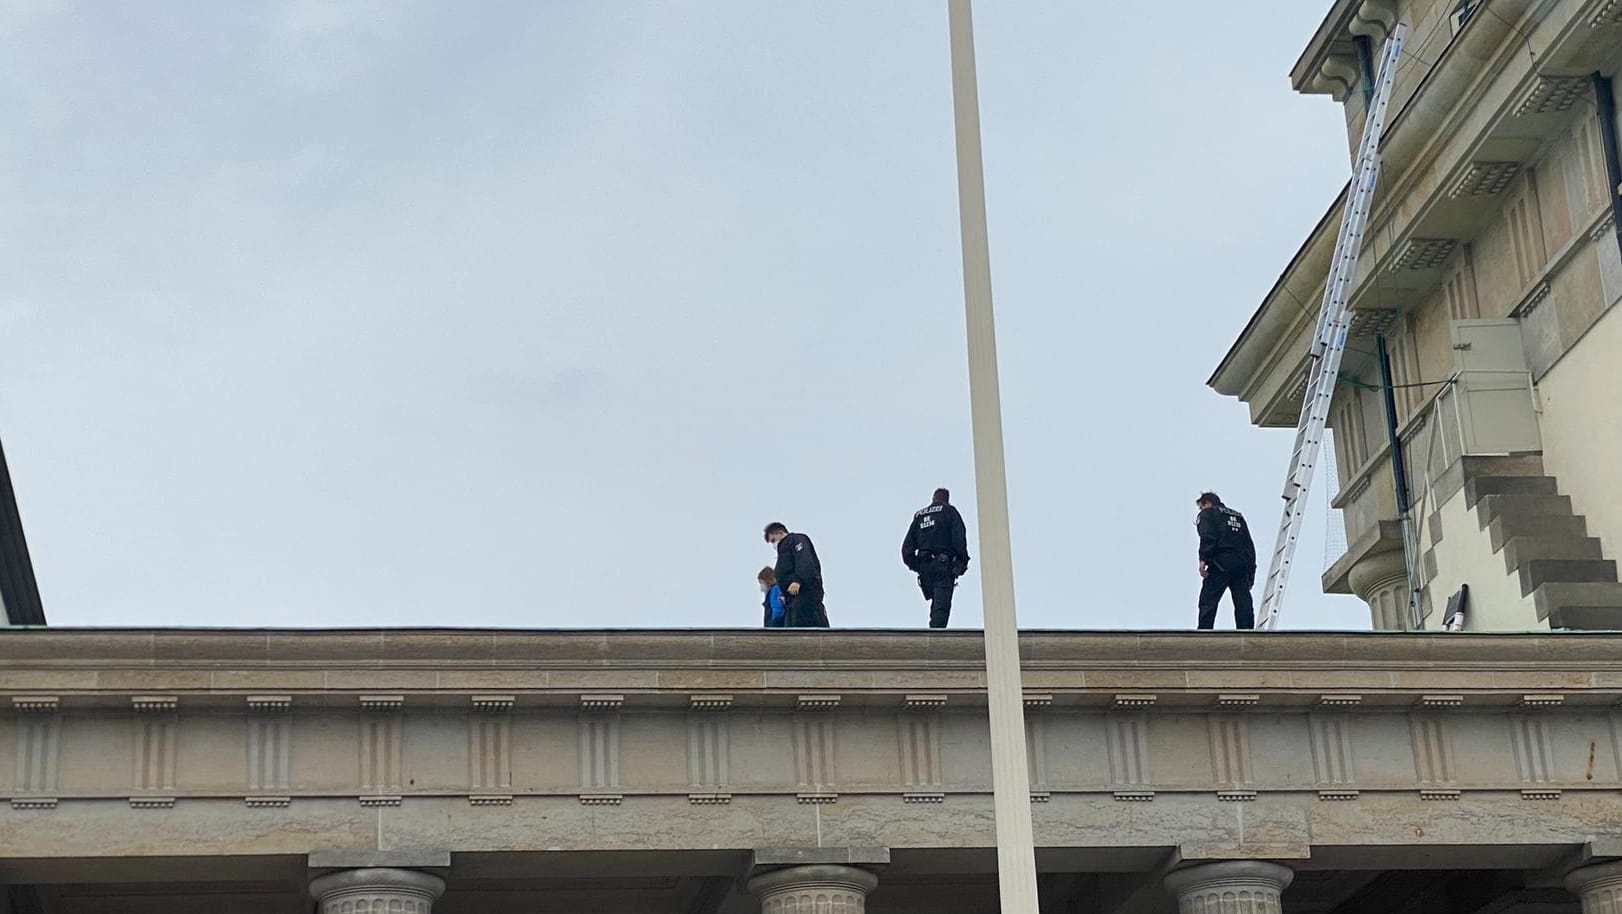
[{"xmin": 2, "ymin": 0, "xmax": 1370, "ymax": 630}]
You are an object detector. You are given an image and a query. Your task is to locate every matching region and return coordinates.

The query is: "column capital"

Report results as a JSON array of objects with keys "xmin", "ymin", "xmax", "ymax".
[
  {"xmin": 1566, "ymin": 860, "xmax": 1622, "ymax": 909},
  {"xmin": 1348, "ymin": 547, "xmax": 1408, "ymax": 600},
  {"xmin": 309, "ymin": 867, "xmax": 446, "ymax": 914},
  {"xmin": 748, "ymin": 865, "xmax": 879, "ymax": 914},
  {"xmin": 1164, "ymin": 861, "xmax": 1293, "ymax": 913}
]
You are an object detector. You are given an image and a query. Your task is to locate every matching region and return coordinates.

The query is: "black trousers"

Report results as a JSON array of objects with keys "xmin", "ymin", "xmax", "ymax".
[
  {"xmin": 784, "ymin": 583, "xmax": 830, "ymax": 628},
  {"xmin": 917, "ymin": 555, "xmax": 957, "ymax": 628},
  {"xmin": 1198, "ymin": 563, "xmax": 1256, "ymax": 630}
]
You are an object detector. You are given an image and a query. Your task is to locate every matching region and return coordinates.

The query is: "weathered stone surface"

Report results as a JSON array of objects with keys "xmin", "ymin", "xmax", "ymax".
[{"xmin": 1, "ymin": 626, "xmax": 1621, "ymax": 907}]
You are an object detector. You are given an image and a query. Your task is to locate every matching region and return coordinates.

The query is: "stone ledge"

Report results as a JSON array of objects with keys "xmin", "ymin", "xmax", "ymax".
[
  {"xmin": 12, "ymin": 627, "xmax": 1622, "ymax": 672},
  {"xmin": 579, "ymin": 793, "xmax": 623, "ymax": 806},
  {"xmin": 796, "ymin": 792, "xmax": 838, "ymax": 805},
  {"xmin": 358, "ymin": 795, "xmax": 402, "ymax": 807},
  {"xmin": 1323, "ymin": 521, "xmax": 1405, "ymax": 594},
  {"xmin": 752, "ymin": 846, "xmax": 892, "ymax": 868},
  {"xmin": 469, "ymin": 794, "xmax": 513, "ymax": 806},
  {"xmin": 687, "ymin": 793, "xmax": 732, "ymax": 805},
  {"xmin": 244, "ymin": 796, "xmax": 290, "ymax": 808},
  {"xmin": 11, "ymin": 797, "xmax": 57, "ymax": 810},
  {"xmin": 309, "ymin": 849, "xmax": 452, "ymax": 870},
  {"xmin": 1318, "ymin": 789, "xmax": 1360, "ymax": 801},
  {"xmin": 902, "ymin": 792, "xmax": 945, "ymax": 804}
]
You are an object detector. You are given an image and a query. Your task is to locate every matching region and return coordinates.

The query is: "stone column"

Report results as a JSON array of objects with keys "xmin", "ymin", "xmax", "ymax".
[
  {"xmin": 747, "ymin": 865, "xmax": 879, "ymax": 914},
  {"xmin": 309, "ymin": 868, "xmax": 446, "ymax": 914},
  {"xmin": 1163, "ymin": 861, "xmax": 1293, "ymax": 913},
  {"xmin": 1566, "ymin": 860, "xmax": 1622, "ymax": 912},
  {"xmin": 1349, "ymin": 548, "xmax": 1411, "ymax": 631}
]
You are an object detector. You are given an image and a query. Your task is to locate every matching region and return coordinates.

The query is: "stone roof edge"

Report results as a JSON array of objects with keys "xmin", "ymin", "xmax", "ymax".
[
  {"xmin": 2, "ymin": 627, "xmax": 1621, "ymax": 669},
  {"xmin": 1207, "ymin": 184, "xmax": 1345, "ymax": 397},
  {"xmin": 1291, "ymin": 0, "xmax": 1364, "ymax": 93}
]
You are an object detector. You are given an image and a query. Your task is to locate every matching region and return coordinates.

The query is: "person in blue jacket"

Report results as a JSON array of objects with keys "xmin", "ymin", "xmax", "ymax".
[{"xmin": 758, "ymin": 567, "xmax": 786, "ymax": 628}]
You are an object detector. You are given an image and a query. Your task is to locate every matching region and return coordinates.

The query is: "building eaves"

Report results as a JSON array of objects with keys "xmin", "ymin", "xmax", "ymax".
[
  {"xmin": 1207, "ymin": 182, "xmax": 1347, "ymax": 396},
  {"xmin": 1291, "ymin": 0, "xmax": 1363, "ymax": 93}
]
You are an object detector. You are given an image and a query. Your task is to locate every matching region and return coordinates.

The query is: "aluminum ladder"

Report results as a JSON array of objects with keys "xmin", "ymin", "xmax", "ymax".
[{"xmin": 1257, "ymin": 23, "xmax": 1407, "ymax": 631}]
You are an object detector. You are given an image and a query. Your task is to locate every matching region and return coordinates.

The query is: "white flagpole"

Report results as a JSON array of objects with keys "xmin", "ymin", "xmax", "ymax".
[{"xmin": 946, "ymin": 2, "xmax": 1039, "ymax": 911}]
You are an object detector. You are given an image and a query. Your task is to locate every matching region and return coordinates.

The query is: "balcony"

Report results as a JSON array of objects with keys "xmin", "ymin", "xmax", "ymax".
[{"xmin": 1325, "ymin": 366, "xmax": 1541, "ymax": 594}]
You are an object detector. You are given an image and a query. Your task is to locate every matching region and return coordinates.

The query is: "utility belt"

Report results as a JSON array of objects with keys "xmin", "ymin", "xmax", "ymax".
[{"xmin": 920, "ymin": 551, "xmax": 955, "ymax": 563}]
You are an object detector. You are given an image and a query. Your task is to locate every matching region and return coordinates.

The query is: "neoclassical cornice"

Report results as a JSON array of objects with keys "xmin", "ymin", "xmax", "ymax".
[
  {"xmin": 1293, "ymin": 0, "xmax": 1400, "ymax": 100},
  {"xmin": 4, "ymin": 628, "xmax": 1622, "ymax": 711}
]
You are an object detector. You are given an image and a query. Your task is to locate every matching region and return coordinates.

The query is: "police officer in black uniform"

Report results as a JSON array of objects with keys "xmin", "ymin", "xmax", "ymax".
[
  {"xmin": 1194, "ymin": 491, "xmax": 1257, "ymax": 630},
  {"xmin": 902, "ymin": 488, "xmax": 971, "ymax": 628},
  {"xmin": 764, "ymin": 522, "xmax": 830, "ymax": 627}
]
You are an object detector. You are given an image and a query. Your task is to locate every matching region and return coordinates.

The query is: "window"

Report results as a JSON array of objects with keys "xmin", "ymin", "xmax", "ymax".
[{"xmin": 1449, "ymin": 0, "xmax": 1480, "ymax": 36}]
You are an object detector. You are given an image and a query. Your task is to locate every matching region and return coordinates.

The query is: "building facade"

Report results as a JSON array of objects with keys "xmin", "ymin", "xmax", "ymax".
[
  {"xmin": 1211, "ymin": 0, "xmax": 1622, "ymax": 630},
  {"xmin": 6, "ymin": 627, "xmax": 1622, "ymax": 914}
]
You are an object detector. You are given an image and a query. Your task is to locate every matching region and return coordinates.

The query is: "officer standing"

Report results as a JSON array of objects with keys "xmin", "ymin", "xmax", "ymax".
[
  {"xmin": 902, "ymin": 488, "xmax": 971, "ymax": 628},
  {"xmin": 764, "ymin": 522, "xmax": 830, "ymax": 627},
  {"xmin": 1194, "ymin": 491, "xmax": 1257, "ymax": 630}
]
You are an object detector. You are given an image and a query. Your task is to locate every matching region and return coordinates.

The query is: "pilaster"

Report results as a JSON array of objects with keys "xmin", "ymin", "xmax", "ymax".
[
  {"xmin": 309, "ymin": 867, "xmax": 446, "ymax": 914},
  {"xmin": 748, "ymin": 865, "xmax": 879, "ymax": 914},
  {"xmin": 1163, "ymin": 861, "xmax": 1293, "ymax": 914}
]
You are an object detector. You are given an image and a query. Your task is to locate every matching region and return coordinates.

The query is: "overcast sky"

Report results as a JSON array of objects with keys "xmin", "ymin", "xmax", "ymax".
[{"xmin": 2, "ymin": 0, "xmax": 1371, "ymax": 631}]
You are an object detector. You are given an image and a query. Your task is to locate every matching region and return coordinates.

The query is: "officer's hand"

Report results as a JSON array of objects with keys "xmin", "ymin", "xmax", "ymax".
[
  {"xmin": 1199, "ymin": 561, "xmax": 1209, "ymax": 578},
  {"xmin": 787, "ymin": 582, "xmax": 801, "ymax": 596}
]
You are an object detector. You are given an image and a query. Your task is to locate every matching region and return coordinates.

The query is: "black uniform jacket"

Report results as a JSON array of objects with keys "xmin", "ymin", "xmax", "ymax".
[
  {"xmin": 774, "ymin": 532, "xmax": 823, "ymax": 591},
  {"xmin": 902, "ymin": 503, "xmax": 970, "ymax": 572},
  {"xmin": 1196, "ymin": 505, "xmax": 1257, "ymax": 572}
]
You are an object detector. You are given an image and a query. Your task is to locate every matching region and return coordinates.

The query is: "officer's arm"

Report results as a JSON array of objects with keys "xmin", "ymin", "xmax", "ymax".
[
  {"xmin": 1196, "ymin": 509, "xmax": 1219, "ymax": 562},
  {"xmin": 902, "ymin": 521, "xmax": 919, "ymax": 570},
  {"xmin": 774, "ymin": 546, "xmax": 795, "ymax": 589},
  {"xmin": 797, "ymin": 539, "xmax": 822, "ymax": 582},
  {"xmin": 785, "ymin": 536, "xmax": 812, "ymax": 584},
  {"xmin": 949, "ymin": 507, "xmax": 970, "ymax": 566}
]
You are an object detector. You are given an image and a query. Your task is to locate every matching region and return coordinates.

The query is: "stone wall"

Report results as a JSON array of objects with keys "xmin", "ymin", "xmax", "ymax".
[{"xmin": 4, "ymin": 629, "xmax": 1622, "ymax": 864}]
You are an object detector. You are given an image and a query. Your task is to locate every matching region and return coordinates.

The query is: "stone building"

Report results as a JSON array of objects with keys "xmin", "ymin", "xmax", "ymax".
[
  {"xmin": 6, "ymin": 626, "xmax": 1622, "ymax": 914},
  {"xmin": 1210, "ymin": 0, "xmax": 1622, "ymax": 630}
]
